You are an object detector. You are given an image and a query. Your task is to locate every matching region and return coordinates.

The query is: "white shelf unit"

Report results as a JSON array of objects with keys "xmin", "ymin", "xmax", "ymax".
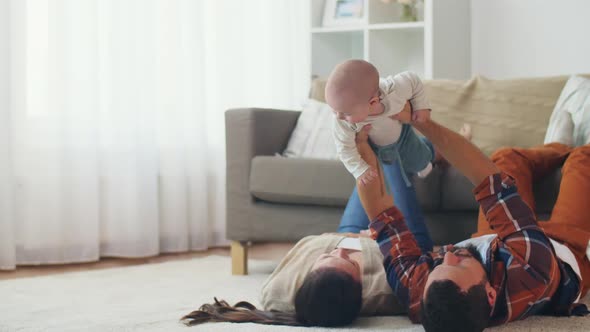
[{"xmin": 311, "ymin": 0, "xmax": 471, "ymax": 80}]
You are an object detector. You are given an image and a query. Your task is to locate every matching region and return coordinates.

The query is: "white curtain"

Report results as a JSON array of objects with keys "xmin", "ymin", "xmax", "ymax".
[{"xmin": 0, "ymin": 0, "xmax": 310, "ymax": 270}]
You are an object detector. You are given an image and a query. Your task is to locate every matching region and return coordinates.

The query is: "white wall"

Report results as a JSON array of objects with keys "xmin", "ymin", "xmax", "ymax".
[
  {"xmin": 0, "ymin": 0, "xmax": 15, "ymax": 268},
  {"xmin": 471, "ymin": 0, "xmax": 590, "ymax": 79},
  {"xmin": 0, "ymin": 0, "xmax": 8, "ymax": 138},
  {"xmin": 0, "ymin": 0, "xmax": 7, "ymax": 107}
]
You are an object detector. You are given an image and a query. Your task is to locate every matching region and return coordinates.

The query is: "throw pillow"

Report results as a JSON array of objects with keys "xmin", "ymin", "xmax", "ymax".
[
  {"xmin": 544, "ymin": 75, "xmax": 590, "ymax": 147},
  {"xmin": 282, "ymin": 99, "xmax": 338, "ymax": 159},
  {"xmin": 425, "ymin": 75, "xmax": 568, "ymax": 156}
]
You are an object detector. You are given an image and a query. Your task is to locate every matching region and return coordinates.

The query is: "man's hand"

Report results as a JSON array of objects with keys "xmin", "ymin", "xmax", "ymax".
[
  {"xmin": 413, "ymin": 109, "xmax": 431, "ymax": 123},
  {"xmin": 358, "ymin": 167, "xmax": 378, "ymax": 186},
  {"xmin": 391, "ymin": 101, "xmax": 413, "ymax": 123}
]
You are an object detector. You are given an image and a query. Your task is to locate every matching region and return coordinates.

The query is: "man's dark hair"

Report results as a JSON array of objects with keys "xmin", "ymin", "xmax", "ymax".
[
  {"xmin": 294, "ymin": 268, "xmax": 362, "ymax": 327},
  {"xmin": 420, "ymin": 279, "xmax": 491, "ymax": 332}
]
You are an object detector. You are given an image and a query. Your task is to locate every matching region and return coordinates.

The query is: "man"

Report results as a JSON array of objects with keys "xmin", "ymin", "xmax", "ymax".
[{"xmin": 355, "ymin": 104, "xmax": 590, "ymax": 331}]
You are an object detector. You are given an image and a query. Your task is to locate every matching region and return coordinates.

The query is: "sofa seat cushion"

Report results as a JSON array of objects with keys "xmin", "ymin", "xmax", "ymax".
[
  {"xmin": 440, "ymin": 166, "xmax": 561, "ymax": 215},
  {"xmin": 440, "ymin": 167, "xmax": 478, "ymax": 211},
  {"xmin": 250, "ymin": 156, "xmax": 353, "ymax": 207},
  {"xmin": 250, "ymin": 156, "xmax": 442, "ymax": 210},
  {"xmin": 533, "ymin": 169, "xmax": 561, "ymax": 215}
]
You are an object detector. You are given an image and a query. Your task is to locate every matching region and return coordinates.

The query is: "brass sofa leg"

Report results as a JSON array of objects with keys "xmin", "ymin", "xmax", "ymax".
[{"xmin": 231, "ymin": 241, "xmax": 248, "ymax": 275}]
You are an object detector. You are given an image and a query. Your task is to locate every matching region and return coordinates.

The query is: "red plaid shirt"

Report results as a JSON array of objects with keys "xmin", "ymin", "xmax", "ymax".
[{"xmin": 369, "ymin": 173, "xmax": 578, "ymax": 325}]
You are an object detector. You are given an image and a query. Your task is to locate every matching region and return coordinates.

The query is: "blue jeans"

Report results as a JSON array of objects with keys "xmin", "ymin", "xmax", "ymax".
[{"xmin": 337, "ymin": 154, "xmax": 434, "ymax": 253}]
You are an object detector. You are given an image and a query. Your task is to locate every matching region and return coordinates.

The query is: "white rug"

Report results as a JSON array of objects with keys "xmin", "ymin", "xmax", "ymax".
[{"xmin": 1, "ymin": 255, "xmax": 589, "ymax": 332}]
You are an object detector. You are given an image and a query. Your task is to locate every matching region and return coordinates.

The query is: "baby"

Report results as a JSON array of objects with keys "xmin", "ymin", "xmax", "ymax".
[{"xmin": 326, "ymin": 59, "xmax": 433, "ymax": 187}]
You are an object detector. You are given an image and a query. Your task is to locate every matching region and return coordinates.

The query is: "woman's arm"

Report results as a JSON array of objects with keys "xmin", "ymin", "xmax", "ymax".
[
  {"xmin": 333, "ymin": 117, "xmax": 371, "ymax": 179},
  {"xmin": 353, "ymin": 125, "xmax": 393, "ymax": 220}
]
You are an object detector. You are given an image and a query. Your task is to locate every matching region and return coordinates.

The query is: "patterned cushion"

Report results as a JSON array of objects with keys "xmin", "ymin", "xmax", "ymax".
[
  {"xmin": 310, "ymin": 75, "xmax": 590, "ymax": 155},
  {"xmin": 282, "ymin": 99, "xmax": 338, "ymax": 159},
  {"xmin": 425, "ymin": 76, "xmax": 571, "ymax": 155}
]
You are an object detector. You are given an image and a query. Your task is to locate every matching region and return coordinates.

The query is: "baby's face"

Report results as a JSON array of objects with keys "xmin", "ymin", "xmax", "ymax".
[{"xmin": 332, "ymin": 103, "xmax": 370, "ymax": 124}]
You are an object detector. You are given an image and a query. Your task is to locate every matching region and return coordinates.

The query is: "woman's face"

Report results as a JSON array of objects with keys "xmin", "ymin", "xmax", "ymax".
[{"xmin": 310, "ymin": 248, "xmax": 361, "ymax": 282}]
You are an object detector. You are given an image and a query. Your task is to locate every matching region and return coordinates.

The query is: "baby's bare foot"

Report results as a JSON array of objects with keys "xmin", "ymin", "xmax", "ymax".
[{"xmin": 459, "ymin": 123, "xmax": 473, "ymax": 141}]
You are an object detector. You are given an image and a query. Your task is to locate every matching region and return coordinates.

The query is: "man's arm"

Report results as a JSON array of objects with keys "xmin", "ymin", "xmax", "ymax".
[
  {"xmin": 411, "ymin": 118, "xmax": 498, "ymax": 186},
  {"xmin": 408, "ymin": 115, "xmax": 548, "ymax": 240},
  {"xmin": 410, "ymin": 115, "xmax": 551, "ymax": 236},
  {"xmin": 410, "ymin": 115, "xmax": 558, "ymax": 306}
]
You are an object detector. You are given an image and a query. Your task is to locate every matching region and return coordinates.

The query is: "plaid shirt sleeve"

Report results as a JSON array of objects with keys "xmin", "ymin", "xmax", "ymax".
[
  {"xmin": 369, "ymin": 206, "xmax": 448, "ymax": 322},
  {"xmin": 474, "ymin": 173, "xmax": 561, "ymax": 323}
]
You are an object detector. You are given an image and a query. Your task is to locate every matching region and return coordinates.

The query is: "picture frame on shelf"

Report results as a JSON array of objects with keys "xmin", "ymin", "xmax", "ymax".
[{"xmin": 322, "ymin": 0, "xmax": 365, "ymax": 27}]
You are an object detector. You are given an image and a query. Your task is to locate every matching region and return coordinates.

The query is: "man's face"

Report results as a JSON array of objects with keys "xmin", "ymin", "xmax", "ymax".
[
  {"xmin": 310, "ymin": 248, "xmax": 361, "ymax": 282},
  {"xmin": 424, "ymin": 245, "xmax": 488, "ymax": 295}
]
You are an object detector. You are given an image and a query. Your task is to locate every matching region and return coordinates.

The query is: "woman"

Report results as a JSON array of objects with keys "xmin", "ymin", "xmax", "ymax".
[{"xmin": 181, "ymin": 234, "xmax": 407, "ymax": 327}]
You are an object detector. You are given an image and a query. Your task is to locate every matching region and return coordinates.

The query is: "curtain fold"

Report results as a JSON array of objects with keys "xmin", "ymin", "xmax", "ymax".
[
  {"xmin": 0, "ymin": 0, "xmax": 15, "ymax": 270},
  {"xmin": 0, "ymin": 0, "xmax": 309, "ymax": 270}
]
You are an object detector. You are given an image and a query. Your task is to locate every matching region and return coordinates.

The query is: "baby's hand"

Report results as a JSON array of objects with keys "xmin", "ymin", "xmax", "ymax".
[
  {"xmin": 358, "ymin": 167, "xmax": 378, "ymax": 186},
  {"xmin": 413, "ymin": 109, "xmax": 431, "ymax": 122}
]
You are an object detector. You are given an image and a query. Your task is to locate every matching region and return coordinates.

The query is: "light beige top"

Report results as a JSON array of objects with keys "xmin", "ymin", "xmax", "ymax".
[{"xmin": 260, "ymin": 234, "xmax": 405, "ymax": 316}]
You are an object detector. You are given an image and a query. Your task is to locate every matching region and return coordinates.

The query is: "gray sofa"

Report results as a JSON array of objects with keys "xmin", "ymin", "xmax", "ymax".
[{"xmin": 225, "ymin": 75, "xmax": 576, "ymax": 274}]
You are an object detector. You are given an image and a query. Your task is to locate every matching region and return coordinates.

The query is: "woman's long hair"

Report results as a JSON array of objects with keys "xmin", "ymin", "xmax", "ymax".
[
  {"xmin": 181, "ymin": 268, "xmax": 362, "ymax": 327},
  {"xmin": 181, "ymin": 297, "xmax": 300, "ymax": 326}
]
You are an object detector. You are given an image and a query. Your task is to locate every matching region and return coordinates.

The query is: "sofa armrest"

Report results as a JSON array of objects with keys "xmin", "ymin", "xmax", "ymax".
[
  {"xmin": 225, "ymin": 108, "xmax": 301, "ymax": 240},
  {"xmin": 225, "ymin": 108, "xmax": 301, "ymax": 159}
]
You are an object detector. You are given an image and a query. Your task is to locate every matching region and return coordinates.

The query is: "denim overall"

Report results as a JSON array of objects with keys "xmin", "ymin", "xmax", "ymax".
[{"xmin": 370, "ymin": 123, "xmax": 435, "ymax": 188}]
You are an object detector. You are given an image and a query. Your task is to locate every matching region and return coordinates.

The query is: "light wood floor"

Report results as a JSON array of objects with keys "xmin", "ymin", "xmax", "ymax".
[{"xmin": 0, "ymin": 242, "xmax": 295, "ymax": 281}]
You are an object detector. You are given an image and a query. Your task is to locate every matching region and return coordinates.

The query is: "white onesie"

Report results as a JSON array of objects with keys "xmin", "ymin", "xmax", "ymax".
[{"xmin": 333, "ymin": 71, "xmax": 431, "ymax": 179}]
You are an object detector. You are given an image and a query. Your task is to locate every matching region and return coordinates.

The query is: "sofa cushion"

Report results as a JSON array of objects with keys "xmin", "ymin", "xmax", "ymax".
[
  {"xmin": 310, "ymin": 75, "xmax": 590, "ymax": 155},
  {"xmin": 544, "ymin": 75, "xmax": 590, "ymax": 147},
  {"xmin": 250, "ymin": 156, "xmax": 441, "ymax": 210},
  {"xmin": 440, "ymin": 167, "xmax": 478, "ymax": 211},
  {"xmin": 533, "ymin": 169, "xmax": 561, "ymax": 215},
  {"xmin": 282, "ymin": 99, "xmax": 338, "ymax": 159},
  {"xmin": 440, "ymin": 166, "xmax": 561, "ymax": 215},
  {"xmin": 250, "ymin": 156, "xmax": 353, "ymax": 207},
  {"xmin": 425, "ymin": 76, "xmax": 572, "ymax": 156}
]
